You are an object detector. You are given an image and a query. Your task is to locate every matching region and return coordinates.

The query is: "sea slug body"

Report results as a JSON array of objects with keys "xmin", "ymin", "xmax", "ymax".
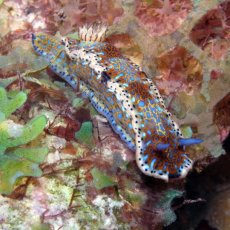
[{"xmin": 32, "ymin": 24, "xmax": 202, "ymax": 181}]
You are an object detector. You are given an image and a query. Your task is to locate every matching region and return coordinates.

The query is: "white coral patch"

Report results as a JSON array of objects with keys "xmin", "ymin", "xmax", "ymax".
[
  {"xmin": 5, "ymin": 120, "xmax": 24, "ymax": 138},
  {"xmin": 92, "ymin": 195, "xmax": 124, "ymax": 229}
]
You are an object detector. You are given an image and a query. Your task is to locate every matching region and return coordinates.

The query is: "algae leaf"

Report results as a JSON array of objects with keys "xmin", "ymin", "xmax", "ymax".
[
  {"xmin": 75, "ymin": 121, "xmax": 94, "ymax": 148},
  {"xmin": 72, "ymin": 98, "xmax": 85, "ymax": 108},
  {"xmin": 157, "ymin": 189, "xmax": 183, "ymax": 226},
  {"xmin": 0, "ymin": 87, "xmax": 27, "ymax": 118},
  {"xmin": 0, "ymin": 116, "xmax": 48, "ymax": 195},
  {"xmin": 0, "ymin": 116, "xmax": 47, "ymax": 151},
  {"xmin": 0, "ymin": 87, "xmax": 49, "ymax": 195},
  {"xmin": 91, "ymin": 168, "xmax": 116, "ymax": 190},
  {"xmin": 10, "ymin": 147, "xmax": 48, "ymax": 163},
  {"xmin": 66, "ymin": 32, "xmax": 79, "ymax": 40},
  {"xmin": 0, "ymin": 150, "xmax": 48, "ymax": 195},
  {"xmin": 123, "ymin": 189, "xmax": 146, "ymax": 207}
]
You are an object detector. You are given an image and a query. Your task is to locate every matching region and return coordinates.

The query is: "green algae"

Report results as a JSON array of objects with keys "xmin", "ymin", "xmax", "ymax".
[
  {"xmin": 66, "ymin": 32, "xmax": 79, "ymax": 40},
  {"xmin": 91, "ymin": 167, "xmax": 116, "ymax": 190},
  {"xmin": 123, "ymin": 189, "xmax": 146, "ymax": 207},
  {"xmin": 0, "ymin": 154, "xmax": 44, "ymax": 194},
  {"xmin": 72, "ymin": 97, "xmax": 85, "ymax": 108},
  {"xmin": 32, "ymin": 223, "xmax": 51, "ymax": 230},
  {"xmin": 10, "ymin": 147, "xmax": 49, "ymax": 163},
  {"xmin": 181, "ymin": 125, "xmax": 193, "ymax": 138},
  {"xmin": 0, "ymin": 119, "xmax": 48, "ymax": 194},
  {"xmin": 0, "ymin": 87, "xmax": 48, "ymax": 194},
  {"xmin": 0, "ymin": 87, "xmax": 27, "ymax": 118},
  {"xmin": 75, "ymin": 121, "xmax": 94, "ymax": 148},
  {"xmin": 156, "ymin": 189, "xmax": 183, "ymax": 226},
  {"xmin": 89, "ymin": 105, "xmax": 99, "ymax": 116},
  {"xmin": 0, "ymin": 76, "xmax": 18, "ymax": 88},
  {"xmin": 0, "ymin": 116, "xmax": 47, "ymax": 152},
  {"xmin": 0, "ymin": 47, "xmax": 47, "ymax": 71}
]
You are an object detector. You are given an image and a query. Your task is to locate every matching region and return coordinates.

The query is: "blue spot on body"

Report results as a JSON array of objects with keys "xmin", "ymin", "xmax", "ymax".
[
  {"xmin": 143, "ymin": 154, "xmax": 148, "ymax": 161},
  {"xmin": 158, "ymin": 170, "xmax": 163, "ymax": 175},
  {"xmin": 159, "ymin": 124, "xmax": 165, "ymax": 132},
  {"xmin": 150, "ymin": 99, "xmax": 155, "ymax": 104},
  {"xmin": 118, "ymin": 113, "xmax": 123, "ymax": 119},
  {"xmin": 139, "ymin": 112, "xmax": 144, "ymax": 117},
  {"xmin": 138, "ymin": 101, "xmax": 145, "ymax": 107},
  {"xmin": 156, "ymin": 106, "xmax": 163, "ymax": 112},
  {"xmin": 115, "ymin": 73, "xmax": 124, "ymax": 80},
  {"xmin": 156, "ymin": 118, "xmax": 161, "ymax": 124},
  {"xmin": 71, "ymin": 80, "xmax": 76, "ymax": 85},
  {"xmin": 147, "ymin": 112, "xmax": 151, "ymax": 118},
  {"xmin": 151, "ymin": 107, "xmax": 156, "ymax": 112},
  {"xmin": 146, "ymin": 140, "xmax": 151, "ymax": 146},
  {"xmin": 110, "ymin": 100, "xmax": 114, "ymax": 105},
  {"xmin": 60, "ymin": 52, "xmax": 65, "ymax": 59},
  {"xmin": 128, "ymin": 123, "xmax": 132, "ymax": 129},
  {"xmin": 150, "ymin": 159, "xmax": 156, "ymax": 170}
]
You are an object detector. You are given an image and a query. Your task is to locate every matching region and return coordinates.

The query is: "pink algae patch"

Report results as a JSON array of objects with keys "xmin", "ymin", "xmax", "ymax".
[
  {"xmin": 106, "ymin": 33, "xmax": 143, "ymax": 65},
  {"xmin": 213, "ymin": 92, "xmax": 230, "ymax": 142},
  {"xmin": 190, "ymin": 1, "xmax": 230, "ymax": 60},
  {"xmin": 57, "ymin": 0, "xmax": 124, "ymax": 34},
  {"xmin": 135, "ymin": 0, "xmax": 192, "ymax": 36},
  {"xmin": 155, "ymin": 46, "xmax": 202, "ymax": 95}
]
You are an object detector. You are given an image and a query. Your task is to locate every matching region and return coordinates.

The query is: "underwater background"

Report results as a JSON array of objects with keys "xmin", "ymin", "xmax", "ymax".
[{"xmin": 0, "ymin": 0, "xmax": 229, "ymax": 229}]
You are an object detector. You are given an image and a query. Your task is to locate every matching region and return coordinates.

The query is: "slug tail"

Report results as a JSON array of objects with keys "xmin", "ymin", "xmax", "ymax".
[{"xmin": 136, "ymin": 140, "xmax": 193, "ymax": 181}]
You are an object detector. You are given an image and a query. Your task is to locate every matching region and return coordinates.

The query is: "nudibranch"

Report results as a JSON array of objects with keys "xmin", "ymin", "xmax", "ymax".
[{"xmin": 32, "ymin": 24, "xmax": 202, "ymax": 181}]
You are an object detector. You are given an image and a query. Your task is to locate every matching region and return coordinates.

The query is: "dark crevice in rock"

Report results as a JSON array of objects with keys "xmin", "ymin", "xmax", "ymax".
[{"xmin": 164, "ymin": 140, "xmax": 230, "ymax": 230}]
